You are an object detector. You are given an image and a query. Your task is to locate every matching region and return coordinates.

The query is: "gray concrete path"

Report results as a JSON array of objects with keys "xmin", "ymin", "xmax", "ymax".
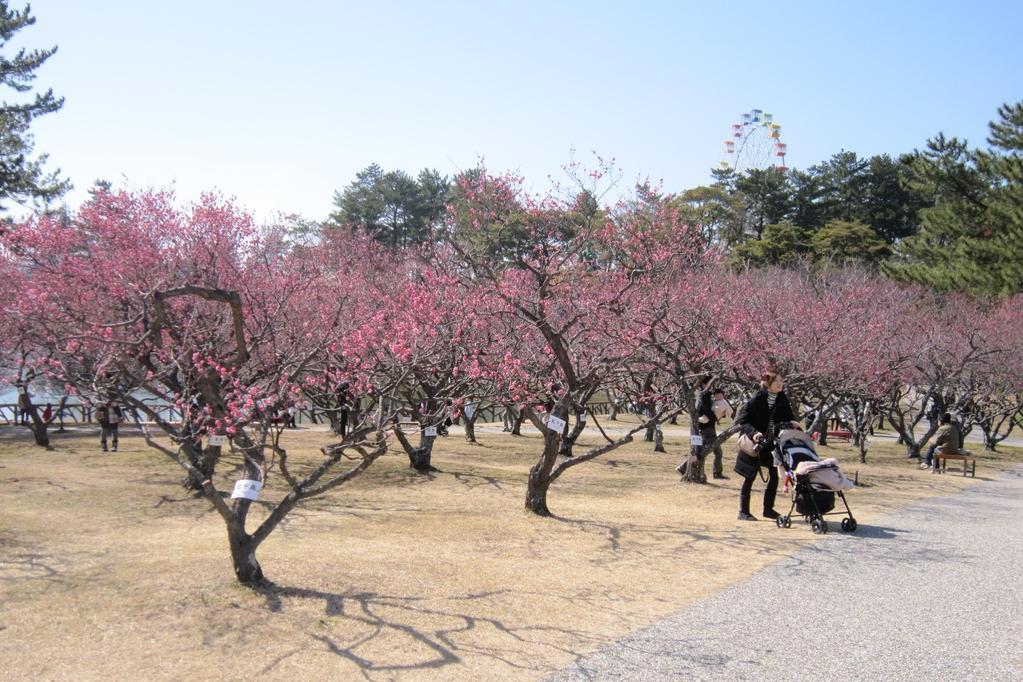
[{"xmin": 551, "ymin": 465, "xmax": 1023, "ymax": 681}]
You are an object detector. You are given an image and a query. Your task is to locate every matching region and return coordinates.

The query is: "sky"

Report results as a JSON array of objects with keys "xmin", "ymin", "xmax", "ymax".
[{"xmin": 14, "ymin": 0, "xmax": 1023, "ymax": 222}]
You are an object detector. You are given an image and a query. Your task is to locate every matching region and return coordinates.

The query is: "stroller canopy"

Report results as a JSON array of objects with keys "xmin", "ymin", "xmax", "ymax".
[{"xmin": 777, "ymin": 429, "xmax": 819, "ymax": 470}]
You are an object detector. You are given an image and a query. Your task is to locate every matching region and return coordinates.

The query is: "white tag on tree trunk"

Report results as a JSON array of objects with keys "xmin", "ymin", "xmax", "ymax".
[
  {"xmin": 690, "ymin": 434, "xmax": 704, "ymax": 446},
  {"xmin": 231, "ymin": 479, "xmax": 262, "ymax": 500},
  {"xmin": 424, "ymin": 426, "xmax": 438, "ymax": 437},
  {"xmin": 546, "ymin": 416, "xmax": 567, "ymax": 432},
  {"xmin": 655, "ymin": 423, "xmax": 663, "ymax": 433},
  {"xmin": 209, "ymin": 435, "xmax": 226, "ymax": 446},
  {"xmin": 579, "ymin": 413, "xmax": 587, "ymax": 423}
]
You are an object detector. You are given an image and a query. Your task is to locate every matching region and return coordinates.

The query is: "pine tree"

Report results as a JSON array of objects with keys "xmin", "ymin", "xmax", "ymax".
[
  {"xmin": 328, "ymin": 164, "xmax": 450, "ymax": 247},
  {"xmin": 0, "ymin": 2, "xmax": 69, "ymax": 212},
  {"xmin": 975, "ymin": 103, "xmax": 1023, "ymax": 294},
  {"xmin": 886, "ymin": 102, "xmax": 1023, "ymax": 296}
]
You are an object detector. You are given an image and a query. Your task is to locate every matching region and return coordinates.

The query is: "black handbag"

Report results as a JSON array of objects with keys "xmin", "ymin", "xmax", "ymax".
[{"xmin": 734, "ymin": 451, "xmax": 760, "ymax": 479}]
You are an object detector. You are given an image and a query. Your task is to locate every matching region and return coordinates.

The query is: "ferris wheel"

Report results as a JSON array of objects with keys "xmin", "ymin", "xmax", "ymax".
[{"xmin": 719, "ymin": 108, "xmax": 788, "ymax": 174}]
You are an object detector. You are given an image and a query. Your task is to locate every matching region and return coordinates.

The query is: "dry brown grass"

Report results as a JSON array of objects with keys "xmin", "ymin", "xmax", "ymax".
[{"xmin": 1, "ymin": 418, "xmax": 1019, "ymax": 681}]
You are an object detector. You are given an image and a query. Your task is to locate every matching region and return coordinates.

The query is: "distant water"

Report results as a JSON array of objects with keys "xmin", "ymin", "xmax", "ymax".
[{"xmin": 1, "ymin": 387, "xmax": 67, "ymax": 404}]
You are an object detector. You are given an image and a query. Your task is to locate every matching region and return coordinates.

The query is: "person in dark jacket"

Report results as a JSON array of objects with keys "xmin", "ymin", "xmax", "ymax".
[
  {"xmin": 335, "ymin": 381, "xmax": 351, "ymax": 437},
  {"xmin": 734, "ymin": 371, "xmax": 801, "ymax": 521},
  {"xmin": 696, "ymin": 377, "xmax": 730, "ymax": 480},
  {"xmin": 97, "ymin": 401, "xmax": 124, "ymax": 452}
]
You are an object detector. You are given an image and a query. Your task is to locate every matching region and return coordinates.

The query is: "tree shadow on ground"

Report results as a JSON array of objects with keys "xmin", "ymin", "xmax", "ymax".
[
  {"xmin": 547, "ymin": 513, "xmax": 802, "ymax": 566},
  {"xmin": 253, "ymin": 584, "xmax": 607, "ymax": 680},
  {"xmin": 0, "ymin": 552, "xmax": 63, "ymax": 583},
  {"xmin": 451, "ymin": 471, "xmax": 505, "ymax": 491},
  {"xmin": 600, "ymin": 459, "xmax": 638, "ymax": 469}
]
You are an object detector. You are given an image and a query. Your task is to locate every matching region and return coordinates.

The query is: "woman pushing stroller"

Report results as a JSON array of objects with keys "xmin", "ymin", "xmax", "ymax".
[{"xmin": 734, "ymin": 371, "xmax": 802, "ymax": 521}]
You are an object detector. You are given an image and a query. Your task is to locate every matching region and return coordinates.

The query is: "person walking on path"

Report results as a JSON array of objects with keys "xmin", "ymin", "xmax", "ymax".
[
  {"xmin": 733, "ymin": 371, "xmax": 800, "ymax": 521},
  {"xmin": 696, "ymin": 378, "xmax": 731, "ymax": 480}
]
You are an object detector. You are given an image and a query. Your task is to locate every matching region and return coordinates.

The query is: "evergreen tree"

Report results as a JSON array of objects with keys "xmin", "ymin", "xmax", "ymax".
[
  {"xmin": 328, "ymin": 164, "xmax": 451, "ymax": 248},
  {"xmin": 811, "ymin": 219, "xmax": 890, "ymax": 264},
  {"xmin": 730, "ymin": 221, "xmax": 810, "ymax": 267},
  {"xmin": 673, "ymin": 184, "xmax": 735, "ymax": 246},
  {"xmin": 0, "ymin": 1, "xmax": 68, "ymax": 212},
  {"xmin": 861, "ymin": 154, "xmax": 929, "ymax": 244},
  {"xmin": 788, "ymin": 152, "xmax": 927, "ymax": 243},
  {"xmin": 733, "ymin": 167, "xmax": 792, "ymax": 240},
  {"xmin": 975, "ymin": 102, "xmax": 1023, "ymax": 291},
  {"xmin": 817, "ymin": 151, "xmax": 870, "ymax": 224},
  {"xmin": 886, "ymin": 102, "xmax": 1023, "ymax": 296},
  {"xmin": 789, "ymin": 166, "xmax": 830, "ymax": 231}
]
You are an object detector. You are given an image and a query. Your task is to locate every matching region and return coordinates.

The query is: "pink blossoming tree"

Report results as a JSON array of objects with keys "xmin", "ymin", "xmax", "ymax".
[{"xmin": 3, "ymin": 190, "xmax": 408, "ymax": 586}]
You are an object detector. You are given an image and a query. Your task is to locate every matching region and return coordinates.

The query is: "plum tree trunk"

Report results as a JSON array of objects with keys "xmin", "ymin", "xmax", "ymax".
[
  {"xmin": 55, "ymin": 396, "xmax": 68, "ymax": 433},
  {"xmin": 979, "ymin": 417, "xmax": 1012, "ymax": 452},
  {"xmin": 817, "ymin": 410, "xmax": 830, "ymax": 446},
  {"xmin": 680, "ymin": 386, "xmax": 713, "ymax": 484},
  {"xmin": 887, "ymin": 414, "xmax": 935, "ymax": 459},
  {"xmin": 511, "ymin": 410, "xmax": 524, "ymax": 435},
  {"xmin": 20, "ymin": 393, "xmax": 50, "ymax": 448},
  {"xmin": 221, "ymin": 431, "xmax": 271, "ymax": 587},
  {"xmin": 411, "ymin": 431, "xmax": 436, "ymax": 471},
  {"xmin": 183, "ymin": 438, "xmax": 220, "ymax": 492},
  {"xmin": 643, "ymin": 405, "xmax": 657, "ymax": 442},
  {"xmin": 393, "ymin": 424, "xmax": 437, "ymax": 472},
  {"xmin": 557, "ymin": 411, "xmax": 586, "ymax": 457},
  {"xmin": 525, "ymin": 427, "xmax": 561, "ymax": 516},
  {"xmin": 653, "ymin": 423, "xmax": 665, "ymax": 453},
  {"xmin": 328, "ymin": 409, "xmax": 350, "ymax": 437},
  {"xmin": 227, "ymin": 522, "xmax": 265, "ymax": 586},
  {"xmin": 524, "ymin": 470, "xmax": 551, "ymax": 516},
  {"xmin": 29, "ymin": 415, "xmax": 50, "ymax": 447},
  {"xmin": 982, "ymin": 427, "xmax": 997, "ymax": 451}
]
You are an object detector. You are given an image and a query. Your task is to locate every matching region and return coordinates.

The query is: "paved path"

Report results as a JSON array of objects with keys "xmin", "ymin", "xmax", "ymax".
[{"xmin": 551, "ymin": 465, "xmax": 1023, "ymax": 681}]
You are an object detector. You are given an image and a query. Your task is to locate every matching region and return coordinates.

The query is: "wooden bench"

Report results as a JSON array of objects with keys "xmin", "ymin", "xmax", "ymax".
[{"xmin": 935, "ymin": 450, "xmax": 977, "ymax": 477}]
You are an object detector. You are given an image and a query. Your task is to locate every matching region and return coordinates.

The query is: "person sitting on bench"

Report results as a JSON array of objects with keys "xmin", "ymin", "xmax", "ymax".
[{"xmin": 921, "ymin": 412, "xmax": 961, "ymax": 472}]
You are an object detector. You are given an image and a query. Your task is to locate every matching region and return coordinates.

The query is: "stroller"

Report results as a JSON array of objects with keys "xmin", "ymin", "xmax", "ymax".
[{"xmin": 774, "ymin": 429, "xmax": 858, "ymax": 534}]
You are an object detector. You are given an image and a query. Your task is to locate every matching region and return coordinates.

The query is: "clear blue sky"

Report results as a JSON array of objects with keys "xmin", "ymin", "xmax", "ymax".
[{"xmin": 18, "ymin": 0, "xmax": 1023, "ymax": 221}]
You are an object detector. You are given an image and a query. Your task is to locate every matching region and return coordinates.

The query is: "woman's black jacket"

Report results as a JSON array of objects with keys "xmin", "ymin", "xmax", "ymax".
[{"xmin": 735, "ymin": 389, "xmax": 795, "ymax": 442}]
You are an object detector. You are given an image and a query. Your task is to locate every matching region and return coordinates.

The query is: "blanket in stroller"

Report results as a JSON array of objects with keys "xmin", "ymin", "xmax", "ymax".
[{"xmin": 794, "ymin": 457, "xmax": 854, "ymax": 491}]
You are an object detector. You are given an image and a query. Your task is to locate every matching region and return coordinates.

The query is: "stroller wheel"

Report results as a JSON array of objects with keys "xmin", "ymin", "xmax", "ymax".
[
  {"xmin": 783, "ymin": 516, "xmax": 792, "ymax": 528},
  {"xmin": 811, "ymin": 519, "xmax": 827, "ymax": 534},
  {"xmin": 841, "ymin": 517, "xmax": 858, "ymax": 532},
  {"xmin": 775, "ymin": 516, "xmax": 785, "ymax": 528}
]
